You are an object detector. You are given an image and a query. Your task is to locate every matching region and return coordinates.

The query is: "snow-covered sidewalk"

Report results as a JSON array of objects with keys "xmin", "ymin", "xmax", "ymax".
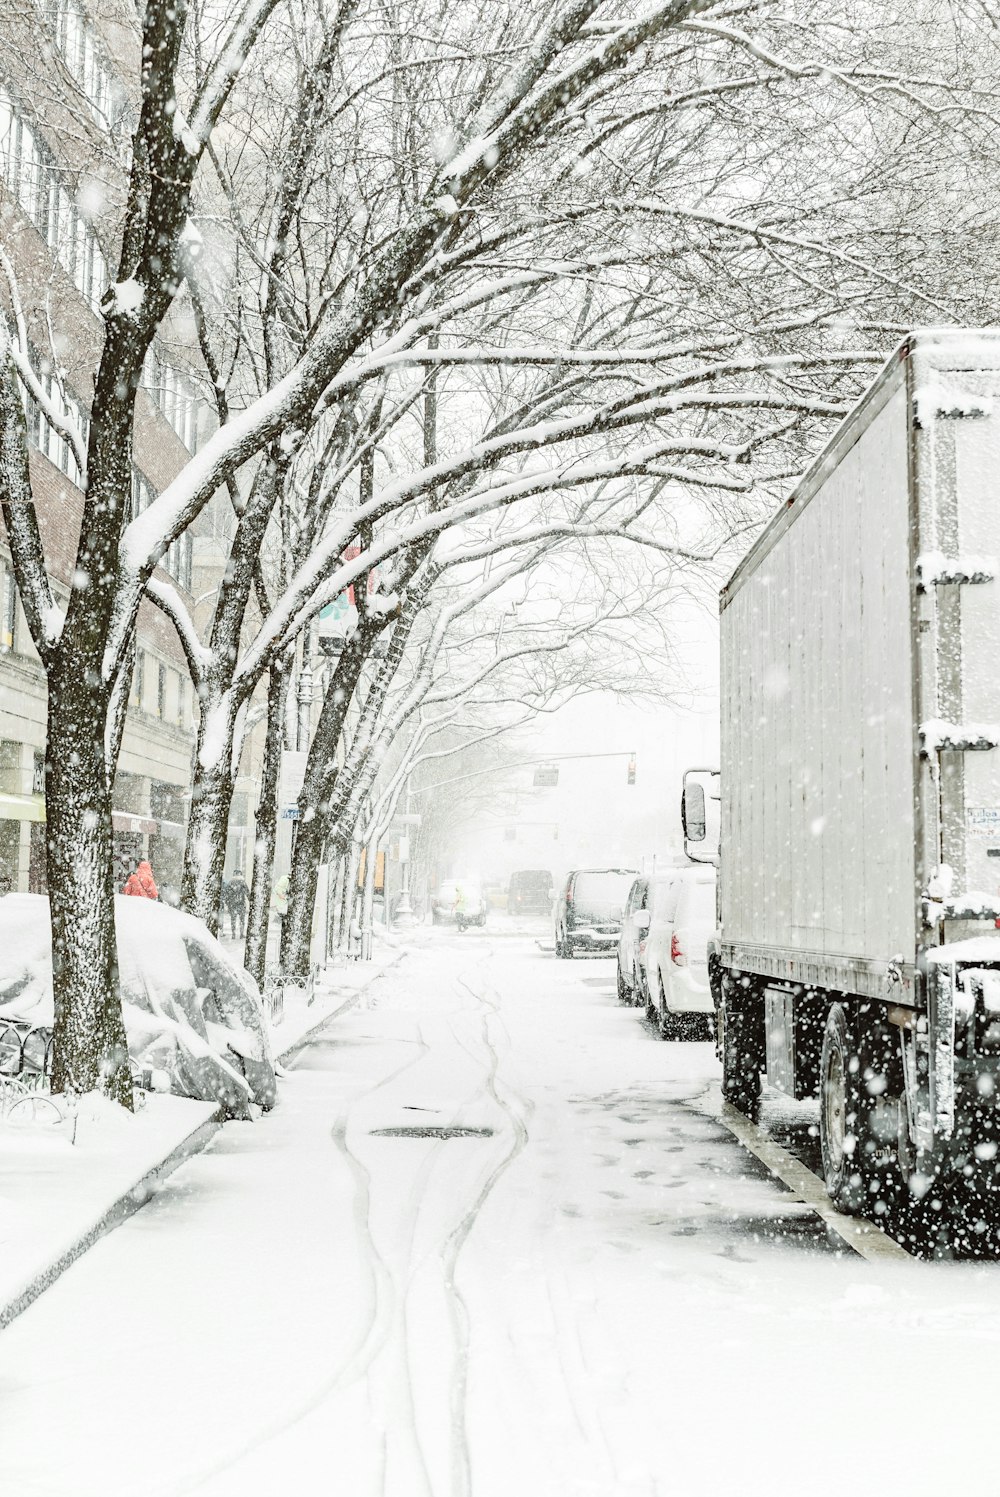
[{"xmin": 0, "ymin": 938, "xmax": 404, "ymax": 1333}]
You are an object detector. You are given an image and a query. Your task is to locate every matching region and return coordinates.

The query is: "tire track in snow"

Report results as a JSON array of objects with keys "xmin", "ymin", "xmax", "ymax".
[
  {"xmin": 437, "ymin": 959, "xmax": 533, "ymax": 1497},
  {"xmin": 180, "ymin": 971, "xmax": 436, "ymax": 1496},
  {"xmin": 333, "ymin": 968, "xmax": 523, "ymax": 1496}
]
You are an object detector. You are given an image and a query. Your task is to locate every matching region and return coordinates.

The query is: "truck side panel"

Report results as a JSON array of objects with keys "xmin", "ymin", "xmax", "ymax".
[
  {"xmin": 915, "ymin": 376, "xmax": 1000, "ymax": 902},
  {"xmin": 958, "ymin": 408, "xmax": 1000, "ymax": 893},
  {"xmin": 721, "ymin": 384, "xmax": 917, "ymax": 983}
]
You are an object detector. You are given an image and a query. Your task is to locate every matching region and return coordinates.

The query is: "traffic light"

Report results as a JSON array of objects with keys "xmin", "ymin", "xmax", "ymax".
[{"xmin": 627, "ymin": 752, "xmax": 636, "ymax": 785}]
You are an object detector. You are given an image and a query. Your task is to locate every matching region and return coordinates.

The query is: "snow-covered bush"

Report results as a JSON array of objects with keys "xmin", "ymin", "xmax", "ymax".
[{"xmin": 0, "ymin": 895, "xmax": 276, "ymax": 1117}]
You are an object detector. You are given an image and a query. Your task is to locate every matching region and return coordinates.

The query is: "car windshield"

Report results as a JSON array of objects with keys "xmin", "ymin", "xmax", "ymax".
[
  {"xmin": 512, "ymin": 872, "xmax": 550, "ymax": 891},
  {"xmin": 572, "ymin": 870, "xmax": 636, "ymax": 918}
]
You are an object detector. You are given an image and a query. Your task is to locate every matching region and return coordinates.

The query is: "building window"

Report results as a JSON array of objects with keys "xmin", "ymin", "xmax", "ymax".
[
  {"xmin": 129, "ymin": 650, "xmax": 145, "ymax": 710},
  {"xmin": 157, "ymin": 662, "xmax": 167, "ymax": 719},
  {"xmin": 0, "ymin": 564, "xmax": 17, "ymax": 653},
  {"xmin": 26, "ymin": 352, "xmax": 87, "ymax": 489},
  {"xmin": 0, "ymin": 81, "xmax": 108, "ymax": 315},
  {"xmin": 49, "ymin": 0, "xmax": 120, "ymax": 129},
  {"xmin": 0, "ymin": 741, "xmax": 20, "ymax": 795},
  {"xmin": 141, "ymin": 346, "xmax": 201, "ymax": 453}
]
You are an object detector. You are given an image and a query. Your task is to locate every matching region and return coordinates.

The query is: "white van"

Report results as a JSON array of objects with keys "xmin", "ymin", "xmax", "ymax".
[{"xmin": 638, "ymin": 864, "xmax": 716, "ymax": 1040}]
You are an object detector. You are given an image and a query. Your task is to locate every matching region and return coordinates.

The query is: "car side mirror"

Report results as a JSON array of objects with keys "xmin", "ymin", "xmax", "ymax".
[{"xmin": 632, "ymin": 910, "xmax": 651, "ymax": 930}]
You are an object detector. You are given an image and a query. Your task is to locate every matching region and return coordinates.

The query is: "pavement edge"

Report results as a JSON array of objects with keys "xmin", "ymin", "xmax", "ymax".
[{"xmin": 0, "ymin": 950, "xmax": 405, "ymax": 1333}]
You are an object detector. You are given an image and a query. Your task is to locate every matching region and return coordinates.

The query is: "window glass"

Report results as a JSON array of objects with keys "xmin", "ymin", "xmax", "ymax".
[
  {"xmin": 0, "ymin": 569, "xmax": 13, "ymax": 652},
  {"xmin": 572, "ymin": 870, "xmax": 636, "ymax": 917}
]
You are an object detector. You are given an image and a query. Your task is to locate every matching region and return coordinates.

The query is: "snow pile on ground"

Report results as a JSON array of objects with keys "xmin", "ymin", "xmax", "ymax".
[{"xmin": 0, "ymin": 895, "xmax": 276, "ymax": 1117}]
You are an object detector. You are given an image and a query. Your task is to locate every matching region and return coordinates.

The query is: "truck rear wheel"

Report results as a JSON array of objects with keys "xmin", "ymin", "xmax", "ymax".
[
  {"xmin": 820, "ymin": 1002, "xmax": 907, "ymax": 1217},
  {"xmin": 720, "ymin": 973, "xmax": 762, "ymax": 1121}
]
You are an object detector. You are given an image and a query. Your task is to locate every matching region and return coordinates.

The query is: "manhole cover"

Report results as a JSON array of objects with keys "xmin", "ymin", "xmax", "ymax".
[{"xmin": 369, "ymin": 1125, "xmax": 495, "ymax": 1139}]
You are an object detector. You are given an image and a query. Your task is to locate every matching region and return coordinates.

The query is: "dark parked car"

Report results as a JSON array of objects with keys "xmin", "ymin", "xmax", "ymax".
[
  {"xmin": 554, "ymin": 867, "xmax": 637, "ymax": 958},
  {"xmin": 616, "ymin": 875, "xmax": 650, "ymax": 1003},
  {"xmin": 507, "ymin": 869, "xmax": 553, "ymax": 915}
]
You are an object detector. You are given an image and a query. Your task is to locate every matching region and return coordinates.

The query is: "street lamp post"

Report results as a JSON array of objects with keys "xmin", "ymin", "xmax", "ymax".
[{"xmin": 392, "ymin": 805, "xmax": 422, "ymax": 928}]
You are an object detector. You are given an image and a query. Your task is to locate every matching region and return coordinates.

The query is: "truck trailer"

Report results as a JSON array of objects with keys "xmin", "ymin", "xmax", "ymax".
[{"xmin": 692, "ymin": 329, "xmax": 1000, "ymax": 1242}]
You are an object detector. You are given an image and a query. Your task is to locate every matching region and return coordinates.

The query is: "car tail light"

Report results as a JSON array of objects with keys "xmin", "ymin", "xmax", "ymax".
[
  {"xmin": 638, "ymin": 938, "xmax": 647, "ymax": 957},
  {"xmin": 671, "ymin": 932, "xmax": 686, "ymax": 967}
]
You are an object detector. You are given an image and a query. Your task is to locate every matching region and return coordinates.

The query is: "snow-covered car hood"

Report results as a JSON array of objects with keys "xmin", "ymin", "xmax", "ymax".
[{"xmin": 0, "ymin": 894, "xmax": 276, "ymax": 1117}]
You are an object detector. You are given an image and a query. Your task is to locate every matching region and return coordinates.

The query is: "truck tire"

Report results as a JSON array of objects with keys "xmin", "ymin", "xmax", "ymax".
[
  {"xmin": 820, "ymin": 1002, "xmax": 909, "ymax": 1214},
  {"xmin": 820, "ymin": 1003, "xmax": 868, "ymax": 1213},
  {"xmin": 617, "ymin": 966, "xmax": 630, "ymax": 1004},
  {"xmin": 720, "ymin": 972, "xmax": 762, "ymax": 1120}
]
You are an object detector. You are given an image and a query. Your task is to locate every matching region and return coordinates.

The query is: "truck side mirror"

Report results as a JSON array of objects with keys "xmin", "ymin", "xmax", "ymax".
[
  {"xmin": 682, "ymin": 784, "xmax": 706, "ymax": 841},
  {"xmin": 682, "ymin": 768, "xmax": 721, "ymax": 865},
  {"xmin": 632, "ymin": 910, "xmax": 651, "ymax": 930}
]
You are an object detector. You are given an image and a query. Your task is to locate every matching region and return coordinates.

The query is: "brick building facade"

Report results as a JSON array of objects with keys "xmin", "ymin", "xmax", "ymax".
[{"xmin": 0, "ymin": 0, "xmax": 237, "ymax": 900}]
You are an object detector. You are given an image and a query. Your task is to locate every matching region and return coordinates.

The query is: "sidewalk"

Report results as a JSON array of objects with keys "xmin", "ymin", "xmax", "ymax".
[{"xmin": 0, "ymin": 938, "xmax": 405, "ymax": 1332}]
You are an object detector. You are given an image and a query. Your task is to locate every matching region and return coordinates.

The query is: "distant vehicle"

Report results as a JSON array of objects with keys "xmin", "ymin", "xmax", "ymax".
[
  {"xmin": 554, "ymin": 867, "xmax": 637, "ymax": 958},
  {"xmin": 507, "ymin": 869, "xmax": 553, "ymax": 916},
  {"xmin": 616, "ymin": 875, "xmax": 650, "ymax": 1003},
  {"xmin": 432, "ymin": 879, "xmax": 486, "ymax": 927},
  {"xmin": 483, "ymin": 881, "xmax": 508, "ymax": 911},
  {"xmin": 639, "ymin": 865, "xmax": 716, "ymax": 1040}
]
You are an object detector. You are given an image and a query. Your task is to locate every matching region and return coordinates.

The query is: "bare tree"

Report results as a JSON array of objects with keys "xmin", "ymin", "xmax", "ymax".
[{"xmin": 2, "ymin": 0, "xmax": 999, "ymax": 1099}]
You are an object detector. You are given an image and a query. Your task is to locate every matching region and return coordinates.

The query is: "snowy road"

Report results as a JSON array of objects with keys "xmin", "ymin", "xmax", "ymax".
[{"xmin": 6, "ymin": 933, "xmax": 1000, "ymax": 1495}]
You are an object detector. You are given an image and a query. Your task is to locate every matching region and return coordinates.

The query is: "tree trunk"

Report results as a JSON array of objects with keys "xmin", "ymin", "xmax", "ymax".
[
  {"xmin": 339, "ymin": 832, "xmax": 363, "ymax": 955},
  {"xmin": 181, "ymin": 750, "xmax": 237, "ymax": 933},
  {"xmin": 360, "ymin": 825, "xmax": 380, "ymax": 960},
  {"xmin": 278, "ymin": 624, "xmax": 379, "ymax": 973},
  {"xmin": 45, "ymin": 669, "xmax": 131, "ymax": 1106},
  {"xmin": 279, "ymin": 810, "xmax": 325, "ymax": 974},
  {"xmin": 245, "ymin": 658, "xmax": 290, "ymax": 988},
  {"xmin": 328, "ymin": 852, "xmax": 346, "ymax": 963}
]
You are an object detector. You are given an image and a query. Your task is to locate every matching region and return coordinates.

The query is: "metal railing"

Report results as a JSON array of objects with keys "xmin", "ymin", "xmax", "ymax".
[
  {"xmin": 262, "ymin": 967, "xmax": 317, "ymax": 1024},
  {"xmin": 0, "ymin": 1024, "xmax": 53, "ymax": 1083}
]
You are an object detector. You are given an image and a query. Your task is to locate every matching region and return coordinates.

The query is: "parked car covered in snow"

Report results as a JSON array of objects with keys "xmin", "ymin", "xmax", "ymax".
[
  {"xmin": 640, "ymin": 865, "xmax": 716, "ymax": 1040},
  {"xmin": 616, "ymin": 875, "xmax": 649, "ymax": 1003},
  {"xmin": 554, "ymin": 867, "xmax": 637, "ymax": 958},
  {"xmin": 432, "ymin": 879, "xmax": 486, "ymax": 927},
  {"xmin": 0, "ymin": 895, "xmax": 276, "ymax": 1116}
]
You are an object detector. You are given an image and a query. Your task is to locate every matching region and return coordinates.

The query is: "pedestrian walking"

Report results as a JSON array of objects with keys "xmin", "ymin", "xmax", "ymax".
[
  {"xmin": 226, "ymin": 870, "xmax": 249, "ymax": 940},
  {"xmin": 122, "ymin": 859, "xmax": 158, "ymax": 899}
]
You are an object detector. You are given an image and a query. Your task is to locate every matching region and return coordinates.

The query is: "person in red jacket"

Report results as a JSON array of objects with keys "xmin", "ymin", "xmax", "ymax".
[{"xmin": 122, "ymin": 860, "xmax": 158, "ymax": 899}]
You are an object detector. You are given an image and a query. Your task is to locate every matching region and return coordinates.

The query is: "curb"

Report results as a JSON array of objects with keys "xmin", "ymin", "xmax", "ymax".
[
  {"xmin": 275, "ymin": 949, "xmax": 405, "ymax": 1067},
  {"xmin": 0, "ymin": 1110, "xmax": 223, "ymax": 1332},
  {"xmin": 0, "ymin": 950, "xmax": 405, "ymax": 1334}
]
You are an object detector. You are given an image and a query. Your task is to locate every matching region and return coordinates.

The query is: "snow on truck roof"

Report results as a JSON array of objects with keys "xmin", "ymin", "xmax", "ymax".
[{"xmin": 720, "ymin": 327, "xmax": 1000, "ymax": 611}]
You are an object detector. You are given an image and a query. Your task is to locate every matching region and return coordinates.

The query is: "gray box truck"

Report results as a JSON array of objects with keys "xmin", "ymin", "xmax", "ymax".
[{"xmin": 690, "ymin": 329, "xmax": 1000, "ymax": 1242}]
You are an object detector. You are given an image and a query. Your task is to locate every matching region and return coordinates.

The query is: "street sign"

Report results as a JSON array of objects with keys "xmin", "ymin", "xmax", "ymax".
[
  {"xmin": 280, "ymin": 806, "xmax": 301, "ymax": 820},
  {"xmin": 533, "ymin": 764, "xmax": 559, "ymax": 787}
]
